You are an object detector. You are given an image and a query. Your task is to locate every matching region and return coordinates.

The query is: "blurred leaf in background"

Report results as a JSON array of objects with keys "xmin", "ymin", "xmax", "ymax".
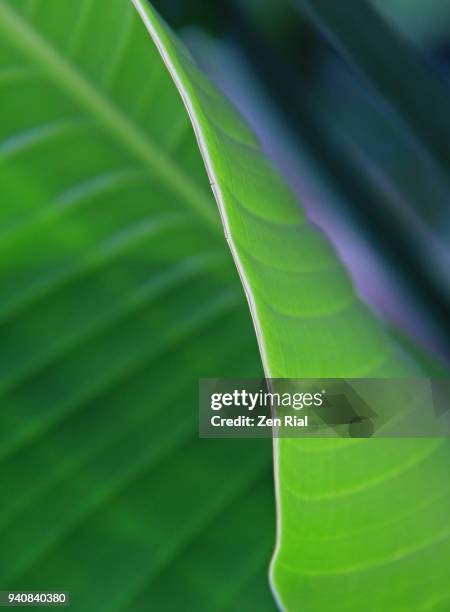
[{"xmin": 0, "ymin": 1, "xmax": 276, "ymax": 609}]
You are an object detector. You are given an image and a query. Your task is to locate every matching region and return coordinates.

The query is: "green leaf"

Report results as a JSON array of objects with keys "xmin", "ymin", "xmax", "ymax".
[
  {"xmin": 129, "ymin": 2, "xmax": 450, "ymax": 610},
  {"xmin": 0, "ymin": 1, "xmax": 275, "ymax": 610},
  {"xmin": 1, "ymin": 0, "xmax": 449, "ymax": 610}
]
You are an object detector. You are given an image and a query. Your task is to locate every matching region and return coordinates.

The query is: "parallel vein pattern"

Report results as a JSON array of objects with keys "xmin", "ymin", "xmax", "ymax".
[{"xmin": 130, "ymin": 2, "xmax": 450, "ymax": 611}]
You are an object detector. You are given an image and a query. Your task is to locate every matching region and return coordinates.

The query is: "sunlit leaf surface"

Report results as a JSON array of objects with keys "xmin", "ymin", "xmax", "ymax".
[{"xmin": 131, "ymin": 2, "xmax": 450, "ymax": 610}]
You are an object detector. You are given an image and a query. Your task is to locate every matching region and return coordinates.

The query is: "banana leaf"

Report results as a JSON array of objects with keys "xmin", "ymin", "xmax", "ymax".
[
  {"xmin": 131, "ymin": 2, "xmax": 450, "ymax": 610},
  {"xmin": 0, "ymin": 0, "xmax": 449, "ymax": 610}
]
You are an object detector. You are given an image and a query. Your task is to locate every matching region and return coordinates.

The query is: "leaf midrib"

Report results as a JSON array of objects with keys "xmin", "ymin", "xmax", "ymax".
[{"xmin": 0, "ymin": 0, "xmax": 218, "ymax": 228}]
